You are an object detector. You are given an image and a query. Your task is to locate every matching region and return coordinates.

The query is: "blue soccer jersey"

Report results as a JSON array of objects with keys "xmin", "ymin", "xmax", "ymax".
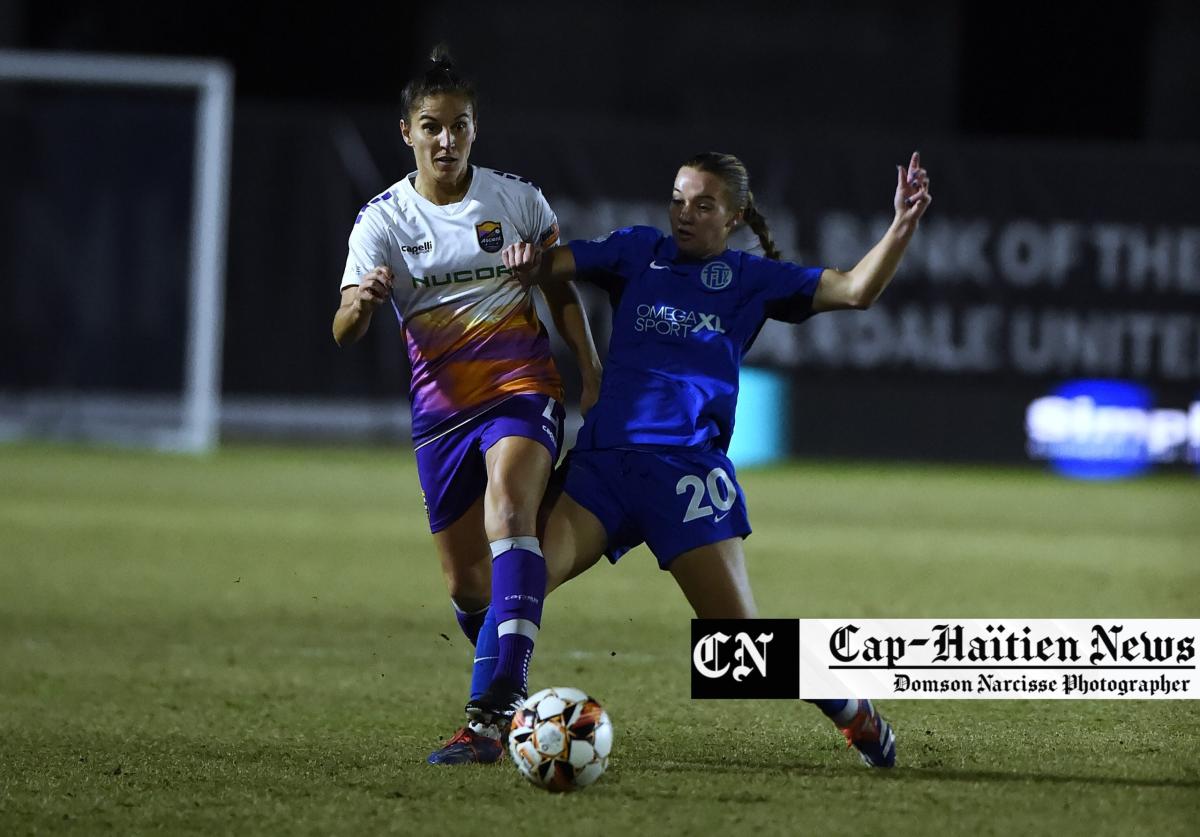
[{"xmin": 567, "ymin": 225, "xmax": 824, "ymax": 452}]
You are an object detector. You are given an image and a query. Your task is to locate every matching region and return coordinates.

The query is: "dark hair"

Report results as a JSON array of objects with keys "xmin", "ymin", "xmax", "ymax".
[
  {"xmin": 680, "ymin": 152, "xmax": 782, "ymax": 260},
  {"xmin": 400, "ymin": 44, "xmax": 478, "ymax": 122}
]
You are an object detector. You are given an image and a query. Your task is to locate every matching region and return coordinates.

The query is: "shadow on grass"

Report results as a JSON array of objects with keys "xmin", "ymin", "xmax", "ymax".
[
  {"xmin": 878, "ymin": 766, "xmax": 1200, "ymax": 791},
  {"xmin": 649, "ymin": 757, "xmax": 1200, "ymax": 791}
]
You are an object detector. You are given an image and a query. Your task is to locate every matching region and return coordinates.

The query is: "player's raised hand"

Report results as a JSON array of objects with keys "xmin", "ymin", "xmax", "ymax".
[
  {"xmin": 502, "ymin": 242, "xmax": 543, "ymax": 286},
  {"xmin": 894, "ymin": 151, "xmax": 931, "ymax": 231},
  {"xmin": 355, "ymin": 266, "xmax": 394, "ymax": 308}
]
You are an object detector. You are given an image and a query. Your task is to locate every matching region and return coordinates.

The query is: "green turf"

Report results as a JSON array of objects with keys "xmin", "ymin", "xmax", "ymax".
[{"xmin": 1, "ymin": 444, "xmax": 1197, "ymax": 835}]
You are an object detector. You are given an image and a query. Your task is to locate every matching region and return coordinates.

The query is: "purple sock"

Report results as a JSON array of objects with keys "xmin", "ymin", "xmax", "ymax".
[
  {"xmin": 489, "ymin": 537, "xmax": 547, "ymax": 694},
  {"xmin": 452, "ymin": 602, "xmax": 488, "ymax": 646}
]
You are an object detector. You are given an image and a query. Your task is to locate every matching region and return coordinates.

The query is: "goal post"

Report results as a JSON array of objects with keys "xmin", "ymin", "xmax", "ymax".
[{"xmin": 0, "ymin": 49, "xmax": 233, "ymax": 453}]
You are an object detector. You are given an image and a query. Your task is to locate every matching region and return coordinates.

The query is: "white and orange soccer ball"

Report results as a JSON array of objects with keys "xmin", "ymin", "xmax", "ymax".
[{"xmin": 508, "ymin": 686, "xmax": 612, "ymax": 792}]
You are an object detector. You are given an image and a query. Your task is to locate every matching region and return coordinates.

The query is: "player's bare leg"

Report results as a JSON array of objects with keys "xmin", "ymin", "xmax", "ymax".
[
  {"xmin": 430, "ymin": 495, "xmax": 491, "ymax": 640},
  {"xmin": 482, "ymin": 436, "xmax": 551, "ymax": 539},
  {"xmin": 670, "ymin": 538, "xmax": 895, "ymax": 767},
  {"xmin": 540, "ymin": 491, "xmax": 607, "ymax": 595},
  {"xmin": 668, "ymin": 538, "xmax": 757, "ymax": 619}
]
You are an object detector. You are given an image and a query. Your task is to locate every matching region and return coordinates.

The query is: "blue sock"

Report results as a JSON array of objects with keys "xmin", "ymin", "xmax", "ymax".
[
  {"xmin": 806, "ymin": 698, "xmax": 860, "ymax": 725},
  {"xmin": 488, "ymin": 537, "xmax": 546, "ymax": 695},
  {"xmin": 470, "ymin": 607, "xmax": 500, "ymax": 701},
  {"xmin": 452, "ymin": 602, "xmax": 488, "ymax": 646}
]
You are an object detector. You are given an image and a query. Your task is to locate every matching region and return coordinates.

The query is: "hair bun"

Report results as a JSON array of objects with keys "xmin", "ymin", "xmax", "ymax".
[{"xmin": 429, "ymin": 43, "xmax": 454, "ymax": 68}]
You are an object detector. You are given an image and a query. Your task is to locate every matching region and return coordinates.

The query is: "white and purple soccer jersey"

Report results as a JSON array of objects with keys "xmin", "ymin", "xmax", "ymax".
[
  {"xmin": 566, "ymin": 225, "xmax": 824, "ymax": 453},
  {"xmin": 341, "ymin": 166, "xmax": 563, "ymax": 445}
]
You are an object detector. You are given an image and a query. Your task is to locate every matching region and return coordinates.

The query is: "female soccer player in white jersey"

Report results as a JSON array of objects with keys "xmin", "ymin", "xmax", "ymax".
[
  {"xmin": 332, "ymin": 47, "xmax": 602, "ymax": 766},
  {"xmin": 494, "ymin": 150, "xmax": 932, "ymax": 768}
]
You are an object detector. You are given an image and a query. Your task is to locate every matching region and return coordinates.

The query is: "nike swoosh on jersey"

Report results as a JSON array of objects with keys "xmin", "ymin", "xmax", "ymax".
[
  {"xmin": 649, "ymin": 260, "xmax": 671, "ymax": 270},
  {"xmin": 714, "ymin": 512, "xmax": 730, "ymax": 523}
]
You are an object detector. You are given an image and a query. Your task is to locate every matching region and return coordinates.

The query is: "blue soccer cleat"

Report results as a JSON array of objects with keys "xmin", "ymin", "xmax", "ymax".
[
  {"xmin": 426, "ymin": 722, "xmax": 505, "ymax": 765},
  {"xmin": 839, "ymin": 700, "xmax": 897, "ymax": 768}
]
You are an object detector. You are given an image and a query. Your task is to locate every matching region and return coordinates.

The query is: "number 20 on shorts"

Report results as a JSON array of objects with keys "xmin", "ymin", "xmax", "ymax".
[{"xmin": 676, "ymin": 468, "xmax": 736, "ymax": 523}]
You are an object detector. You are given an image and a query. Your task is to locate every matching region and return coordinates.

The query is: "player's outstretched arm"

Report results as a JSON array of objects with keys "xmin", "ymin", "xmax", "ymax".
[
  {"xmin": 813, "ymin": 151, "xmax": 931, "ymax": 312},
  {"xmin": 332, "ymin": 266, "xmax": 394, "ymax": 346},
  {"xmin": 501, "ymin": 242, "xmax": 577, "ymax": 288},
  {"xmin": 539, "ymin": 281, "xmax": 604, "ymax": 415}
]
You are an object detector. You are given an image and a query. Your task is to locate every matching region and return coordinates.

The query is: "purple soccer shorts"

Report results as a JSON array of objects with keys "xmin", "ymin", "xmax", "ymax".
[{"xmin": 414, "ymin": 394, "xmax": 566, "ymax": 533}]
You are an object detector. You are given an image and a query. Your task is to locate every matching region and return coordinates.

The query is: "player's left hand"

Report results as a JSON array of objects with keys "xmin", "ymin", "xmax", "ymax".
[
  {"xmin": 502, "ymin": 241, "xmax": 544, "ymax": 286},
  {"xmin": 894, "ymin": 151, "xmax": 931, "ymax": 230}
]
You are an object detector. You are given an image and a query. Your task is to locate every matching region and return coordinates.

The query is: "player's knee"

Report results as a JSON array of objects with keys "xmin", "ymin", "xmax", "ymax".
[
  {"xmin": 443, "ymin": 565, "xmax": 489, "ymax": 604},
  {"xmin": 484, "ymin": 500, "xmax": 536, "ymax": 539}
]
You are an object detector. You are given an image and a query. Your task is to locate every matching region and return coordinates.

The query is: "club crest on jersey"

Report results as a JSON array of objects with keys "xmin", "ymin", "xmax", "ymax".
[
  {"xmin": 476, "ymin": 221, "xmax": 504, "ymax": 253},
  {"xmin": 700, "ymin": 260, "xmax": 733, "ymax": 291}
]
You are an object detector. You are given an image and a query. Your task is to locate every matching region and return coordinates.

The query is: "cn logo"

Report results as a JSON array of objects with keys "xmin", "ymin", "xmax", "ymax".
[
  {"xmin": 693, "ymin": 631, "xmax": 773, "ymax": 681},
  {"xmin": 690, "ymin": 619, "xmax": 800, "ymax": 699}
]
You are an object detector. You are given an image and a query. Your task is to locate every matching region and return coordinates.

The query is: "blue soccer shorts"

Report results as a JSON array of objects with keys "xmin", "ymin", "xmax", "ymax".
[{"xmin": 562, "ymin": 447, "xmax": 752, "ymax": 569}]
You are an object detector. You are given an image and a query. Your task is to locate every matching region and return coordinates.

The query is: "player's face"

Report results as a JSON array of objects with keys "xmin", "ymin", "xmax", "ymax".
[
  {"xmin": 669, "ymin": 167, "xmax": 741, "ymax": 259},
  {"xmin": 401, "ymin": 93, "xmax": 477, "ymax": 186}
]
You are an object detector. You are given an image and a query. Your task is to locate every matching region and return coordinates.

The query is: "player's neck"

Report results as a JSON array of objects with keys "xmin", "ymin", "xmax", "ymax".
[
  {"xmin": 678, "ymin": 245, "xmax": 727, "ymax": 262},
  {"xmin": 412, "ymin": 167, "xmax": 473, "ymax": 206}
]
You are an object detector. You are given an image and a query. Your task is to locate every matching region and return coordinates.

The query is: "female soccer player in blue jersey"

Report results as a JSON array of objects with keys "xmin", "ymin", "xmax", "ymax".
[
  {"xmin": 490, "ymin": 150, "xmax": 931, "ymax": 767},
  {"xmin": 332, "ymin": 47, "xmax": 603, "ymax": 766}
]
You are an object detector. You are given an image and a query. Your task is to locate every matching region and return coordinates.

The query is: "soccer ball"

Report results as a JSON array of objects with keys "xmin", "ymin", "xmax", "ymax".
[{"xmin": 508, "ymin": 686, "xmax": 612, "ymax": 792}]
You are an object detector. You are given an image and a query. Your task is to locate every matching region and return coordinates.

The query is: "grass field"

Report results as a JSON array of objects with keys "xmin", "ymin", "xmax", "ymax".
[{"xmin": 1, "ymin": 443, "xmax": 1198, "ymax": 836}]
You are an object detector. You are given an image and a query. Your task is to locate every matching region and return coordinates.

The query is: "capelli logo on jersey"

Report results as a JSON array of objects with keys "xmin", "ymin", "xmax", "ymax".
[
  {"xmin": 635, "ymin": 304, "xmax": 727, "ymax": 338},
  {"xmin": 691, "ymin": 619, "xmax": 800, "ymax": 699},
  {"xmin": 400, "ymin": 241, "xmax": 434, "ymax": 255}
]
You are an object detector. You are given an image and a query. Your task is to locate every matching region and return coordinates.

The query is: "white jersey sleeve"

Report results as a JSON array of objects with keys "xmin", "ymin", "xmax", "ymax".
[
  {"xmin": 340, "ymin": 206, "xmax": 392, "ymax": 291},
  {"xmin": 517, "ymin": 184, "xmax": 560, "ymax": 249},
  {"xmin": 532, "ymin": 184, "xmax": 559, "ymax": 245}
]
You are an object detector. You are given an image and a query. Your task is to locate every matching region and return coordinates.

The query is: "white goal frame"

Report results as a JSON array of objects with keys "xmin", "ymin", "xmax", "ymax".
[{"xmin": 0, "ymin": 50, "xmax": 233, "ymax": 453}]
